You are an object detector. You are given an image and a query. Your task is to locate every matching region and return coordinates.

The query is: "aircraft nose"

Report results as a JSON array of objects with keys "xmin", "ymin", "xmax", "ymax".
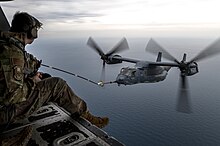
[{"xmin": 116, "ymin": 75, "xmax": 126, "ymax": 84}]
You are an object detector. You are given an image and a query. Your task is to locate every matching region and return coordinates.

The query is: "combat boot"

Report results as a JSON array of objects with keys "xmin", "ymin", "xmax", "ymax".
[{"xmin": 81, "ymin": 111, "xmax": 109, "ymax": 128}]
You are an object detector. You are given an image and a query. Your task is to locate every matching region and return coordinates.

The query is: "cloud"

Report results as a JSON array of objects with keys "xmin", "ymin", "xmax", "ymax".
[
  {"xmin": 1, "ymin": 0, "xmax": 220, "ymax": 38},
  {"xmin": 1, "ymin": 0, "xmax": 149, "ymax": 23},
  {"xmin": 2, "ymin": 0, "xmax": 106, "ymax": 23}
]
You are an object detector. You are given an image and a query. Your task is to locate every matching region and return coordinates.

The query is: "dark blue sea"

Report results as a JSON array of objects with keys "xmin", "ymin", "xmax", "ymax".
[{"xmin": 28, "ymin": 36, "xmax": 220, "ymax": 146}]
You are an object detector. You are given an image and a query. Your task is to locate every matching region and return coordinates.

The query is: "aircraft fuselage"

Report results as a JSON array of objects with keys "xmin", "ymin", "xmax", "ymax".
[{"xmin": 116, "ymin": 66, "xmax": 171, "ymax": 85}]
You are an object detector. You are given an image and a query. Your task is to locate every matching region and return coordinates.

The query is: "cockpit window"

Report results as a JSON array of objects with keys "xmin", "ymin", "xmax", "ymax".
[
  {"xmin": 120, "ymin": 67, "xmax": 136, "ymax": 77},
  {"xmin": 120, "ymin": 68, "xmax": 128, "ymax": 74}
]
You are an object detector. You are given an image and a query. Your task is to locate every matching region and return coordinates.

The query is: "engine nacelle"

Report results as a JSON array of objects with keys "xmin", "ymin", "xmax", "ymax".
[
  {"xmin": 187, "ymin": 62, "xmax": 199, "ymax": 76},
  {"xmin": 181, "ymin": 62, "xmax": 199, "ymax": 76},
  {"xmin": 106, "ymin": 55, "xmax": 122, "ymax": 64}
]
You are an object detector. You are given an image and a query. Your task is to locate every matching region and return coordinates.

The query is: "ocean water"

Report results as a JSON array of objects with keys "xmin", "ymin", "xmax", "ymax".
[{"xmin": 28, "ymin": 36, "xmax": 220, "ymax": 146}]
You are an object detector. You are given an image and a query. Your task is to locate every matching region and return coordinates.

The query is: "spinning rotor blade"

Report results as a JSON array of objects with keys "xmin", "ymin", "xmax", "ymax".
[
  {"xmin": 190, "ymin": 38, "xmax": 220, "ymax": 62},
  {"xmin": 146, "ymin": 38, "xmax": 179, "ymax": 63},
  {"xmin": 100, "ymin": 61, "xmax": 106, "ymax": 82},
  {"xmin": 106, "ymin": 37, "xmax": 129, "ymax": 56},
  {"xmin": 176, "ymin": 75, "xmax": 192, "ymax": 113},
  {"xmin": 87, "ymin": 37, "xmax": 105, "ymax": 58}
]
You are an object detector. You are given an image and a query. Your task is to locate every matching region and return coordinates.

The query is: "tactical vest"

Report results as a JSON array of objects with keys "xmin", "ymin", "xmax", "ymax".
[{"xmin": 0, "ymin": 32, "xmax": 40, "ymax": 105}]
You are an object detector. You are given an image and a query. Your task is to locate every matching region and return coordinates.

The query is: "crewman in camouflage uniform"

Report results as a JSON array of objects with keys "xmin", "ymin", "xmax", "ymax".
[{"xmin": 0, "ymin": 11, "xmax": 109, "ymax": 145}]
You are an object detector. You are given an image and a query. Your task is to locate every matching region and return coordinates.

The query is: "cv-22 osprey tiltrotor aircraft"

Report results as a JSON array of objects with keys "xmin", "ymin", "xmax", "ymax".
[
  {"xmin": 87, "ymin": 36, "xmax": 220, "ymax": 113},
  {"xmin": 87, "ymin": 36, "xmax": 220, "ymax": 86}
]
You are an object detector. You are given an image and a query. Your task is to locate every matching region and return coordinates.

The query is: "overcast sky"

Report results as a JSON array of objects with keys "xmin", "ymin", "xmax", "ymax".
[{"xmin": 1, "ymin": 0, "xmax": 220, "ymax": 37}]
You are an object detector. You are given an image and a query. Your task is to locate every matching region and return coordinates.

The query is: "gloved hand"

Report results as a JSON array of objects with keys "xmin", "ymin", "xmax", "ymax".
[
  {"xmin": 32, "ymin": 72, "xmax": 52, "ymax": 83},
  {"xmin": 37, "ymin": 72, "xmax": 52, "ymax": 80},
  {"xmin": 36, "ymin": 60, "xmax": 42, "ymax": 70},
  {"xmin": 39, "ymin": 72, "xmax": 51, "ymax": 80}
]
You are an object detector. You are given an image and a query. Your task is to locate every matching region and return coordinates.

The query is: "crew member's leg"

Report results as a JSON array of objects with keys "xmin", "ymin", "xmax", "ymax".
[{"xmin": 15, "ymin": 77, "xmax": 108, "ymax": 128}]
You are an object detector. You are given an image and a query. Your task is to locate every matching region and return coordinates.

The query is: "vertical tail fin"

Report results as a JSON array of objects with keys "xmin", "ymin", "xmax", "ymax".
[{"xmin": 156, "ymin": 52, "xmax": 162, "ymax": 62}]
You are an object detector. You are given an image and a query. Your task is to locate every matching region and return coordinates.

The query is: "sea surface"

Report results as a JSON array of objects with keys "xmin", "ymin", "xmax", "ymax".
[{"xmin": 28, "ymin": 36, "xmax": 220, "ymax": 146}]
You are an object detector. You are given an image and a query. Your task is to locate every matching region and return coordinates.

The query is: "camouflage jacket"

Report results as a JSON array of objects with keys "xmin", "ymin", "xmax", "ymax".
[{"xmin": 0, "ymin": 31, "xmax": 41, "ymax": 105}]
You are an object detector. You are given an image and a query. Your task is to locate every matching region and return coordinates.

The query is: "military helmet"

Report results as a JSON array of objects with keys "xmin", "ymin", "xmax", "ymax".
[{"xmin": 10, "ymin": 12, "xmax": 42, "ymax": 39}]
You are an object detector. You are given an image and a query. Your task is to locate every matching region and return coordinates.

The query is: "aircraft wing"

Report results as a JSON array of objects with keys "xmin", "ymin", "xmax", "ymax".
[
  {"xmin": 113, "ymin": 55, "xmax": 179, "ymax": 67},
  {"xmin": 112, "ymin": 55, "xmax": 141, "ymax": 63},
  {"xmin": 148, "ymin": 62, "xmax": 179, "ymax": 67}
]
